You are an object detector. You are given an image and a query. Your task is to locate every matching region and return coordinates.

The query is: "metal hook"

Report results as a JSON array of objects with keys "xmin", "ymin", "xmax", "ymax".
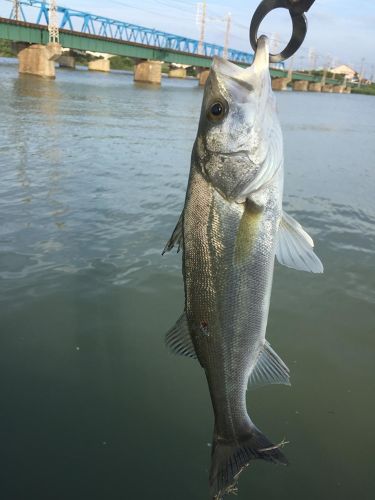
[{"xmin": 250, "ymin": 0, "xmax": 316, "ymax": 63}]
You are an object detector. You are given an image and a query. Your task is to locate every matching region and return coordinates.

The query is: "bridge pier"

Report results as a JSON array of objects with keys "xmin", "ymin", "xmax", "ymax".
[
  {"xmin": 168, "ymin": 66, "xmax": 187, "ymax": 79},
  {"xmin": 88, "ymin": 58, "xmax": 110, "ymax": 72},
  {"xmin": 16, "ymin": 43, "xmax": 62, "ymax": 78},
  {"xmin": 308, "ymin": 82, "xmax": 322, "ymax": 92},
  {"xmin": 58, "ymin": 54, "xmax": 76, "ymax": 69},
  {"xmin": 134, "ymin": 60, "xmax": 162, "ymax": 84},
  {"xmin": 198, "ymin": 69, "xmax": 210, "ymax": 86},
  {"xmin": 332, "ymin": 85, "xmax": 345, "ymax": 94},
  {"xmin": 322, "ymin": 84, "xmax": 333, "ymax": 93},
  {"xmin": 292, "ymin": 80, "xmax": 309, "ymax": 92},
  {"xmin": 271, "ymin": 77, "xmax": 291, "ymax": 91}
]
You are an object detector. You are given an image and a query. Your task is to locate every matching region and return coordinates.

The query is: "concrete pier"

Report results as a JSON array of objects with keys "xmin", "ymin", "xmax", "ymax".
[
  {"xmin": 134, "ymin": 60, "xmax": 162, "ymax": 84},
  {"xmin": 272, "ymin": 77, "xmax": 291, "ymax": 91},
  {"xmin": 292, "ymin": 80, "xmax": 309, "ymax": 92},
  {"xmin": 88, "ymin": 58, "xmax": 110, "ymax": 72},
  {"xmin": 58, "ymin": 54, "xmax": 75, "ymax": 69},
  {"xmin": 308, "ymin": 82, "xmax": 322, "ymax": 92},
  {"xmin": 322, "ymin": 84, "xmax": 333, "ymax": 93},
  {"xmin": 17, "ymin": 43, "xmax": 62, "ymax": 78},
  {"xmin": 168, "ymin": 66, "xmax": 187, "ymax": 79},
  {"xmin": 198, "ymin": 69, "xmax": 210, "ymax": 86},
  {"xmin": 333, "ymin": 85, "xmax": 345, "ymax": 94}
]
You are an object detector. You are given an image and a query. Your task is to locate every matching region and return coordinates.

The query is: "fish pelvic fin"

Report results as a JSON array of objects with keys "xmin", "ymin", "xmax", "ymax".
[
  {"xmin": 210, "ymin": 426, "xmax": 288, "ymax": 499},
  {"xmin": 276, "ymin": 211, "xmax": 324, "ymax": 273},
  {"xmin": 162, "ymin": 211, "xmax": 183, "ymax": 255}
]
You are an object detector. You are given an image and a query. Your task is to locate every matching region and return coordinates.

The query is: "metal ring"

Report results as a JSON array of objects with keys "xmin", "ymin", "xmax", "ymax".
[{"xmin": 250, "ymin": 0, "xmax": 308, "ymax": 63}]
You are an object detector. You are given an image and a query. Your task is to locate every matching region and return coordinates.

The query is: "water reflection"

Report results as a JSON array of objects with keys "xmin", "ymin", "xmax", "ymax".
[{"xmin": 0, "ymin": 61, "xmax": 374, "ymax": 500}]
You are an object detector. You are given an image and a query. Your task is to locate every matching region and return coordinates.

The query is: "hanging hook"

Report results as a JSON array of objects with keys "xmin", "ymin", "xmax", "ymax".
[{"xmin": 250, "ymin": 0, "xmax": 316, "ymax": 62}]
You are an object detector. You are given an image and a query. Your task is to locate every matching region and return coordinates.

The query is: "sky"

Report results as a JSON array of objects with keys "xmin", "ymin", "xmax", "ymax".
[{"xmin": 2, "ymin": 0, "xmax": 375, "ymax": 77}]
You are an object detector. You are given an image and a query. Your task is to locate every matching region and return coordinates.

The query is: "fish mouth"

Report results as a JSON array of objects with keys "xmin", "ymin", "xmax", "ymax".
[
  {"xmin": 252, "ymin": 35, "xmax": 270, "ymax": 73},
  {"xmin": 207, "ymin": 149, "xmax": 250, "ymax": 159}
]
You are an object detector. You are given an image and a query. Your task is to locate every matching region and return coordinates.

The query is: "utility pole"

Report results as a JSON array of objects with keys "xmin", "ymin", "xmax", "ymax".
[
  {"xmin": 48, "ymin": 0, "xmax": 59, "ymax": 44},
  {"xmin": 330, "ymin": 58, "xmax": 337, "ymax": 80},
  {"xmin": 358, "ymin": 57, "xmax": 365, "ymax": 87},
  {"xmin": 11, "ymin": 0, "xmax": 20, "ymax": 20},
  {"xmin": 223, "ymin": 12, "xmax": 231, "ymax": 59},
  {"xmin": 197, "ymin": 1, "xmax": 207, "ymax": 55},
  {"xmin": 298, "ymin": 54, "xmax": 305, "ymax": 71},
  {"xmin": 287, "ymin": 54, "xmax": 294, "ymax": 80},
  {"xmin": 270, "ymin": 33, "xmax": 280, "ymax": 55},
  {"xmin": 308, "ymin": 48, "xmax": 317, "ymax": 74},
  {"xmin": 320, "ymin": 55, "xmax": 331, "ymax": 85}
]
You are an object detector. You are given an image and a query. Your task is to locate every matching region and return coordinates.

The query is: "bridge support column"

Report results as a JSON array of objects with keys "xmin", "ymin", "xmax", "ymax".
[
  {"xmin": 134, "ymin": 60, "xmax": 162, "ymax": 84},
  {"xmin": 308, "ymin": 82, "xmax": 322, "ymax": 92},
  {"xmin": 168, "ymin": 66, "xmax": 187, "ymax": 79},
  {"xmin": 332, "ymin": 85, "xmax": 345, "ymax": 94},
  {"xmin": 16, "ymin": 43, "xmax": 62, "ymax": 78},
  {"xmin": 58, "ymin": 54, "xmax": 76, "ymax": 69},
  {"xmin": 88, "ymin": 58, "xmax": 110, "ymax": 72},
  {"xmin": 271, "ymin": 77, "xmax": 291, "ymax": 91},
  {"xmin": 322, "ymin": 84, "xmax": 333, "ymax": 93},
  {"xmin": 198, "ymin": 69, "xmax": 210, "ymax": 86},
  {"xmin": 292, "ymin": 80, "xmax": 309, "ymax": 92}
]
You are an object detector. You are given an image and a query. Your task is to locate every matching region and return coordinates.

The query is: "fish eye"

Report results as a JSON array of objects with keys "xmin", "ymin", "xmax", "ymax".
[{"xmin": 207, "ymin": 100, "xmax": 227, "ymax": 122}]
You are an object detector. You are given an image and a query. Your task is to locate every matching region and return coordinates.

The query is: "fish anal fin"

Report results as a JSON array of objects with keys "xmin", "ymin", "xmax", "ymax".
[
  {"xmin": 165, "ymin": 313, "xmax": 197, "ymax": 359},
  {"xmin": 249, "ymin": 340, "xmax": 290, "ymax": 387},
  {"xmin": 276, "ymin": 211, "xmax": 324, "ymax": 273},
  {"xmin": 162, "ymin": 211, "xmax": 183, "ymax": 255}
]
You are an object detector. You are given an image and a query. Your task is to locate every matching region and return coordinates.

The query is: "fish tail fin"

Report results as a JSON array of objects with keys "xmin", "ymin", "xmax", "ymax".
[{"xmin": 209, "ymin": 425, "xmax": 288, "ymax": 499}]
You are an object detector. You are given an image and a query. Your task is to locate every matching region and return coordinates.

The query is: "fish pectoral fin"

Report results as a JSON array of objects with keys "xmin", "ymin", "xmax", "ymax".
[
  {"xmin": 162, "ymin": 211, "xmax": 183, "ymax": 255},
  {"xmin": 249, "ymin": 340, "xmax": 290, "ymax": 387},
  {"xmin": 165, "ymin": 312, "xmax": 197, "ymax": 359},
  {"xmin": 275, "ymin": 211, "xmax": 324, "ymax": 273}
]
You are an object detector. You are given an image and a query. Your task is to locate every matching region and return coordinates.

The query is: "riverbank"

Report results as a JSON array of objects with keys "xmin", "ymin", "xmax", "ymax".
[
  {"xmin": 0, "ymin": 38, "xmax": 13, "ymax": 57},
  {"xmin": 351, "ymin": 84, "xmax": 375, "ymax": 96}
]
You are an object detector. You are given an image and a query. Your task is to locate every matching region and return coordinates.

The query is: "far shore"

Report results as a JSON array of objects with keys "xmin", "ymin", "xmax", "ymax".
[{"xmin": 1, "ymin": 49, "xmax": 374, "ymax": 96}]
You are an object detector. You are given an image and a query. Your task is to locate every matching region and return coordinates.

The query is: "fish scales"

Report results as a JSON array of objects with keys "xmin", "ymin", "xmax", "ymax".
[
  {"xmin": 163, "ymin": 35, "xmax": 323, "ymax": 499},
  {"xmin": 184, "ymin": 167, "xmax": 281, "ymax": 437}
]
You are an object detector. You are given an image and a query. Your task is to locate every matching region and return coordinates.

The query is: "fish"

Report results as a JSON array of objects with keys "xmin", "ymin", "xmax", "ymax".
[{"xmin": 163, "ymin": 35, "xmax": 323, "ymax": 499}]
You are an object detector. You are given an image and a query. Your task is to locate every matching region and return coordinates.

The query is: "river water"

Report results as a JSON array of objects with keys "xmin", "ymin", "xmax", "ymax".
[{"xmin": 0, "ymin": 58, "xmax": 374, "ymax": 500}]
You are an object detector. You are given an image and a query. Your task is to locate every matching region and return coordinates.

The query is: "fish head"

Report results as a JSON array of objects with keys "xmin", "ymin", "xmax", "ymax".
[{"xmin": 195, "ymin": 36, "xmax": 283, "ymax": 201}]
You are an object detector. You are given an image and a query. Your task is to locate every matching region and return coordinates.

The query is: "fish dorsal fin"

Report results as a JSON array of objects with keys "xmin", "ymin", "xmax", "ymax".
[
  {"xmin": 276, "ymin": 211, "xmax": 324, "ymax": 273},
  {"xmin": 162, "ymin": 211, "xmax": 183, "ymax": 255},
  {"xmin": 249, "ymin": 341, "xmax": 290, "ymax": 387},
  {"xmin": 165, "ymin": 313, "xmax": 197, "ymax": 359}
]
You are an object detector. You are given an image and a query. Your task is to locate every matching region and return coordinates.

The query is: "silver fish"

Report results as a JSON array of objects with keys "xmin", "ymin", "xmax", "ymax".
[{"xmin": 163, "ymin": 36, "xmax": 323, "ymax": 499}]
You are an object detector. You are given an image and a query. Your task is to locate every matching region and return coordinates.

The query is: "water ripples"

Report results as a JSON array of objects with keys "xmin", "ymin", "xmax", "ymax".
[{"xmin": 0, "ymin": 61, "xmax": 374, "ymax": 308}]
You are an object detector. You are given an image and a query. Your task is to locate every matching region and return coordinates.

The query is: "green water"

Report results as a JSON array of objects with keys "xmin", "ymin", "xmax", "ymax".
[{"xmin": 0, "ymin": 59, "xmax": 374, "ymax": 500}]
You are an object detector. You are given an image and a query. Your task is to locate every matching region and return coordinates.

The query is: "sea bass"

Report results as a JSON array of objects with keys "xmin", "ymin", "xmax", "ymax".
[{"xmin": 163, "ymin": 36, "xmax": 323, "ymax": 499}]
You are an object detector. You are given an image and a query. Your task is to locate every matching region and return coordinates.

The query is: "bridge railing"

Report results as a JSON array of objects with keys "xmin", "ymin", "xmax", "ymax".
[{"xmin": 7, "ymin": 0, "xmax": 254, "ymax": 64}]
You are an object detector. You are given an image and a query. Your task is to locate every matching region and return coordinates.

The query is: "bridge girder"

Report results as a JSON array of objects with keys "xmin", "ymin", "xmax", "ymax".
[{"xmin": 7, "ymin": 0, "xmax": 255, "ymax": 65}]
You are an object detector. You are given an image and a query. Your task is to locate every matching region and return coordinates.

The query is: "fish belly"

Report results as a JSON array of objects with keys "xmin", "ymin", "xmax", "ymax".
[{"xmin": 183, "ymin": 166, "xmax": 280, "ymax": 439}]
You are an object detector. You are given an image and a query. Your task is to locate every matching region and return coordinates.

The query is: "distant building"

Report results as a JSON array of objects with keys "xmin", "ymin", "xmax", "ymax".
[{"xmin": 330, "ymin": 64, "xmax": 356, "ymax": 80}]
